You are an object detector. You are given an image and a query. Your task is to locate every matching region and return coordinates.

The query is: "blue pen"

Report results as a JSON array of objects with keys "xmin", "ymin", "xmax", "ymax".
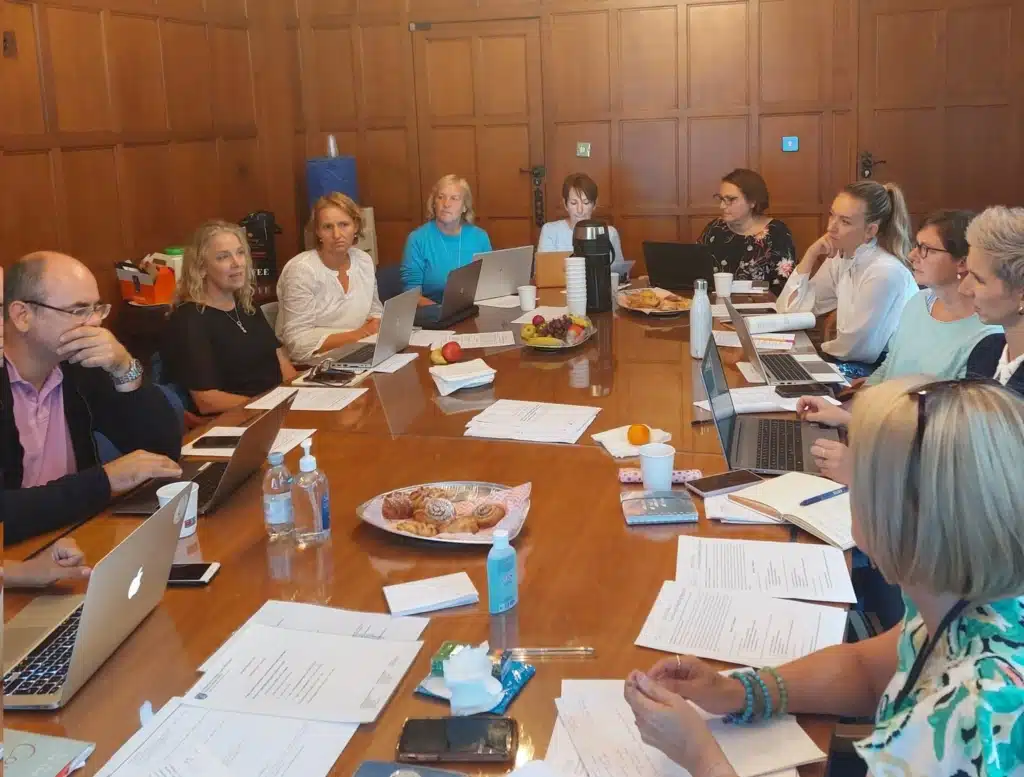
[{"xmin": 799, "ymin": 486, "xmax": 849, "ymax": 507}]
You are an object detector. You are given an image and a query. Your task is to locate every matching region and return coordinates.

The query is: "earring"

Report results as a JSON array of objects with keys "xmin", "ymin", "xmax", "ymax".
[{"xmin": 1018, "ymin": 302, "xmax": 1024, "ymax": 316}]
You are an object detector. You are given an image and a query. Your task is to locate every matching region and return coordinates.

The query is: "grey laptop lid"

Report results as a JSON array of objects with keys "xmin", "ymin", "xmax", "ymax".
[
  {"xmin": 474, "ymin": 245, "xmax": 534, "ymax": 301},
  {"xmin": 725, "ymin": 298, "xmax": 773, "ymax": 384},
  {"xmin": 698, "ymin": 334, "xmax": 740, "ymax": 467},
  {"xmin": 440, "ymin": 260, "xmax": 484, "ymax": 317}
]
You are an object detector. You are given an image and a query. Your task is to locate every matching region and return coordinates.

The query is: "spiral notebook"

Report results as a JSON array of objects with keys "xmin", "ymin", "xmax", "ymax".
[{"xmin": 728, "ymin": 472, "xmax": 854, "ymax": 550}]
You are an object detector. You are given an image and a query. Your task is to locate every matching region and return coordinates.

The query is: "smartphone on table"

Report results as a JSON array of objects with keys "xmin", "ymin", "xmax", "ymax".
[
  {"xmin": 685, "ymin": 470, "xmax": 763, "ymax": 499},
  {"xmin": 168, "ymin": 562, "xmax": 221, "ymax": 586},
  {"xmin": 191, "ymin": 435, "xmax": 241, "ymax": 450},
  {"xmin": 774, "ymin": 382, "xmax": 834, "ymax": 399},
  {"xmin": 397, "ymin": 716, "xmax": 518, "ymax": 764}
]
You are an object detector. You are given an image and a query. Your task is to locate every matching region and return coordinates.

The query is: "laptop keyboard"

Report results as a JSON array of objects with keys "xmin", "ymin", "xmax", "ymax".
[
  {"xmin": 3, "ymin": 606, "xmax": 83, "ymax": 697},
  {"xmin": 338, "ymin": 344, "xmax": 375, "ymax": 365},
  {"xmin": 755, "ymin": 419, "xmax": 804, "ymax": 471},
  {"xmin": 762, "ymin": 353, "xmax": 813, "ymax": 383}
]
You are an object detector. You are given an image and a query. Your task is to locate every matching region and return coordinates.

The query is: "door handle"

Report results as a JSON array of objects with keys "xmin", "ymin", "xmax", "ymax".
[{"xmin": 859, "ymin": 151, "xmax": 887, "ymax": 179}]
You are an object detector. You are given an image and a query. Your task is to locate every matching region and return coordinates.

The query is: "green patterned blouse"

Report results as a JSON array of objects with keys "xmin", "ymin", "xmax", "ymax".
[{"xmin": 856, "ymin": 596, "xmax": 1024, "ymax": 776}]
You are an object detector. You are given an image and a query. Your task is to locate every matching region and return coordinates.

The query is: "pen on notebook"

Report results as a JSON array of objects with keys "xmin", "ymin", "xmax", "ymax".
[{"xmin": 799, "ymin": 486, "xmax": 849, "ymax": 507}]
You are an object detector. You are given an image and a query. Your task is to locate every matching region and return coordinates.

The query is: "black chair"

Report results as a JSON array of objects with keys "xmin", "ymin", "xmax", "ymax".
[{"xmin": 376, "ymin": 263, "xmax": 404, "ymax": 302}]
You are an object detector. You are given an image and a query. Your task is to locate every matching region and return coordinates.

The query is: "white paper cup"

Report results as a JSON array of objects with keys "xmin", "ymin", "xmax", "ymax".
[
  {"xmin": 639, "ymin": 443, "xmax": 676, "ymax": 491},
  {"xmin": 568, "ymin": 297, "xmax": 587, "ymax": 315},
  {"xmin": 158, "ymin": 482, "xmax": 199, "ymax": 538},
  {"xmin": 713, "ymin": 272, "xmax": 734, "ymax": 297},
  {"xmin": 610, "ymin": 271, "xmax": 620, "ymax": 289},
  {"xmin": 517, "ymin": 285, "xmax": 537, "ymax": 311}
]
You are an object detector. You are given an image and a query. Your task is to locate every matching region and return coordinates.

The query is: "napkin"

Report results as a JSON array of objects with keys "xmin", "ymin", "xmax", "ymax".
[
  {"xmin": 430, "ymin": 359, "xmax": 497, "ymax": 397},
  {"xmin": 591, "ymin": 425, "xmax": 672, "ymax": 458},
  {"xmin": 443, "ymin": 644, "xmax": 504, "ymax": 716}
]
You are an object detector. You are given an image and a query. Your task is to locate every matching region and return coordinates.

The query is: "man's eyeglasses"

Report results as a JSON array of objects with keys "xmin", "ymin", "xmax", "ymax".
[
  {"xmin": 910, "ymin": 240, "xmax": 950, "ymax": 259},
  {"xmin": 22, "ymin": 300, "xmax": 112, "ymax": 320},
  {"xmin": 713, "ymin": 194, "xmax": 739, "ymax": 206}
]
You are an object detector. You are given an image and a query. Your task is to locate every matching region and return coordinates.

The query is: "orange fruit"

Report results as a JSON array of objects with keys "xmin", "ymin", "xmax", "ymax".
[{"xmin": 627, "ymin": 424, "xmax": 651, "ymax": 446}]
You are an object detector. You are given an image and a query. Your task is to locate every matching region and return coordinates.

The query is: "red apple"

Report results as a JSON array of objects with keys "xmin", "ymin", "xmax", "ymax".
[
  {"xmin": 532, "ymin": 315, "xmax": 545, "ymax": 326},
  {"xmin": 440, "ymin": 341, "xmax": 463, "ymax": 363}
]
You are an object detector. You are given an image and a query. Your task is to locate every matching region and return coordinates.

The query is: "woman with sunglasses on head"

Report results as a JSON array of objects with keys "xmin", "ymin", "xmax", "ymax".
[
  {"xmin": 697, "ymin": 169, "xmax": 796, "ymax": 296},
  {"xmin": 778, "ymin": 181, "xmax": 918, "ymax": 378},
  {"xmin": 961, "ymin": 205, "xmax": 1024, "ymax": 394},
  {"xmin": 625, "ymin": 377, "xmax": 1024, "ymax": 777},
  {"xmin": 163, "ymin": 220, "xmax": 297, "ymax": 416}
]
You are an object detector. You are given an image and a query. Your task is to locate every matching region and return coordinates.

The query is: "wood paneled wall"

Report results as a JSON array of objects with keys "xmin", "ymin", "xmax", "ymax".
[{"xmin": 0, "ymin": 0, "xmax": 300, "ymax": 302}]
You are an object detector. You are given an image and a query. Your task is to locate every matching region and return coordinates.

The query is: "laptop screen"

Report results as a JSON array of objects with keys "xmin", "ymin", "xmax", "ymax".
[{"xmin": 699, "ymin": 335, "xmax": 738, "ymax": 464}]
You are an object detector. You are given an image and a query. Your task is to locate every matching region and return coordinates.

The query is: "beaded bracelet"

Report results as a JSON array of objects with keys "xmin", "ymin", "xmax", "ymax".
[
  {"xmin": 752, "ymin": 671, "xmax": 773, "ymax": 720},
  {"xmin": 764, "ymin": 667, "xmax": 789, "ymax": 716},
  {"xmin": 724, "ymin": 671, "xmax": 756, "ymax": 724}
]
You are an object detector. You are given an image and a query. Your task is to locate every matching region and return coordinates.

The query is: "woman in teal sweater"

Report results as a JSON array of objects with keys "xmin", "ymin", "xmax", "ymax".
[{"xmin": 401, "ymin": 174, "xmax": 492, "ymax": 303}]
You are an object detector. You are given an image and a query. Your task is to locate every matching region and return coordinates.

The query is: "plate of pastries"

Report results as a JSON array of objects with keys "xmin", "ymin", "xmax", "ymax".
[
  {"xmin": 617, "ymin": 287, "xmax": 692, "ymax": 316},
  {"xmin": 358, "ymin": 481, "xmax": 532, "ymax": 544}
]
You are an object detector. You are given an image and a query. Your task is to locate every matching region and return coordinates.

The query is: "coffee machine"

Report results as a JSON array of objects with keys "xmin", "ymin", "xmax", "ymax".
[{"xmin": 571, "ymin": 219, "xmax": 615, "ymax": 313}]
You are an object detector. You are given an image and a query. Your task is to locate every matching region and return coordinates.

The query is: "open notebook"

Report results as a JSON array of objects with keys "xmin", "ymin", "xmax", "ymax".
[{"xmin": 728, "ymin": 472, "xmax": 854, "ymax": 550}]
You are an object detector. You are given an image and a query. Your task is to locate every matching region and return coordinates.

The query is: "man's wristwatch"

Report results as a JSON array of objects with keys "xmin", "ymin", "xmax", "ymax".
[{"xmin": 111, "ymin": 357, "xmax": 143, "ymax": 385}]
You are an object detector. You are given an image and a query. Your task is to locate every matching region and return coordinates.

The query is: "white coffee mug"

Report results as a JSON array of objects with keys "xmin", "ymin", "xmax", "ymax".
[
  {"xmin": 713, "ymin": 272, "xmax": 734, "ymax": 297},
  {"xmin": 157, "ymin": 482, "xmax": 199, "ymax": 538},
  {"xmin": 518, "ymin": 285, "xmax": 537, "ymax": 311}
]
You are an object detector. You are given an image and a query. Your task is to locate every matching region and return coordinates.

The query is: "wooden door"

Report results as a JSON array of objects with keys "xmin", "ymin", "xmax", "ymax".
[
  {"xmin": 412, "ymin": 19, "xmax": 544, "ymax": 249},
  {"xmin": 858, "ymin": 0, "xmax": 1024, "ymax": 217}
]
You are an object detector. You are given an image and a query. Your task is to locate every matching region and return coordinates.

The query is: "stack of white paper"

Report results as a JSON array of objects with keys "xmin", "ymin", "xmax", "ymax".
[
  {"xmin": 547, "ymin": 679, "xmax": 823, "ymax": 777},
  {"xmin": 694, "ymin": 386, "xmax": 844, "ymax": 414},
  {"xmin": 477, "ymin": 295, "xmax": 524, "ymax": 309},
  {"xmin": 383, "ymin": 572, "xmax": 480, "ymax": 616},
  {"xmin": 466, "ymin": 399, "xmax": 601, "ymax": 444},
  {"xmin": 434, "ymin": 331, "xmax": 517, "ymax": 349},
  {"xmin": 711, "ymin": 301, "xmax": 778, "ymax": 318},
  {"xmin": 746, "ymin": 312, "xmax": 816, "ymax": 334},
  {"xmin": 704, "ymin": 494, "xmax": 779, "ymax": 524},
  {"xmin": 635, "ymin": 582, "xmax": 847, "ymax": 667},
  {"xmin": 430, "ymin": 358, "xmax": 497, "ymax": 396},
  {"xmin": 360, "ymin": 329, "xmax": 455, "ymax": 347},
  {"xmin": 713, "ymin": 331, "xmax": 796, "ymax": 352},
  {"xmin": 511, "ymin": 306, "xmax": 569, "ymax": 325},
  {"xmin": 675, "ymin": 536, "xmax": 856, "ymax": 603},
  {"xmin": 246, "ymin": 386, "xmax": 368, "ymax": 412}
]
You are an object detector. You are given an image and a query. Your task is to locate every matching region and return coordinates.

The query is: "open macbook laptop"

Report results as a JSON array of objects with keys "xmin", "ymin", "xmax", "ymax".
[
  {"xmin": 4, "ymin": 488, "xmax": 189, "ymax": 709},
  {"xmin": 320, "ymin": 288, "xmax": 419, "ymax": 369},
  {"xmin": 474, "ymin": 246, "xmax": 534, "ymax": 301},
  {"xmin": 112, "ymin": 393, "xmax": 295, "ymax": 516},
  {"xmin": 642, "ymin": 242, "xmax": 716, "ymax": 290},
  {"xmin": 414, "ymin": 260, "xmax": 483, "ymax": 330},
  {"xmin": 699, "ymin": 334, "xmax": 839, "ymax": 475},
  {"xmin": 724, "ymin": 299, "xmax": 844, "ymax": 386}
]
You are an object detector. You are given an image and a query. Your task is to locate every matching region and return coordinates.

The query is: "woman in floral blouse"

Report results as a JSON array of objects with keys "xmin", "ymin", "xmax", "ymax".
[
  {"xmin": 623, "ymin": 377, "xmax": 1024, "ymax": 777},
  {"xmin": 698, "ymin": 168, "xmax": 796, "ymax": 296}
]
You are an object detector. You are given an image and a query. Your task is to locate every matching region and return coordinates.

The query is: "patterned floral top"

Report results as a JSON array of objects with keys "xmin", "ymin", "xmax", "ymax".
[
  {"xmin": 856, "ymin": 596, "xmax": 1024, "ymax": 776},
  {"xmin": 697, "ymin": 218, "xmax": 796, "ymax": 296}
]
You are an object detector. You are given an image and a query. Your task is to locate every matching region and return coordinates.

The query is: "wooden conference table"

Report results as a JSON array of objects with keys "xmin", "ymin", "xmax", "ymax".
[{"xmin": 6, "ymin": 289, "xmax": 843, "ymax": 776}]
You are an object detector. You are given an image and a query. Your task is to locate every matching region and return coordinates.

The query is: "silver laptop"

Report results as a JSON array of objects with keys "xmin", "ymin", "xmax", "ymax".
[
  {"xmin": 474, "ymin": 246, "xmax": 534, "ymax": 301},
  {"xmin": 698, "ymin": 334, "xmax": 840, "ymax": 475},
  {"xmin": 4, "ymin": 488, "xmax": 189, "ymax": 709},
  {"xmin": 322, "ymin": 288, "xmax": 420, "ymax": 369},
  {"xmin": 725, "ymin": 299, "xmax": 842, "ymax": 386},
  {"xmin": 112, "ymin": 393, "xmax": 295, "ymax": 515}
]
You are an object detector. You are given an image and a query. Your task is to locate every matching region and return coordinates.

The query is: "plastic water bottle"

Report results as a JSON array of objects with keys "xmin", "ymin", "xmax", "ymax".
[
  {"xmin": 262, "ymin": 452, "xmax": 294, "ymax": 540},
  {"xmin": 486, "ymin": 530, "xmax": 518, "ymax": 614},
  {"xmin": 292, "ymin": 438, "xmax": 331, "ymax": 546},
  {"xmin": 690, "ymin": 278, "xmax": 713, "ymax": 359}
]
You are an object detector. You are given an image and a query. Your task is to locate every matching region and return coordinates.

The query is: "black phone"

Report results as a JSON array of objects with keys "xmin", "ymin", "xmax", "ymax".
[
  {"xmin": 685, "ymin": 470, "xmax": 763, "ymax": 498},
  {"xmin": 191, "ymin": 435, "xmax": 241, "ymax": 449},
  {"xmin": 774, "ymin": 382, "xmax": 833, "ymax": 398},
  {"xmin": 397, "ymin": 717, "xmax": 518, "ymax": 764},
  {"xmin": 168, "ymin": 562, "xmax": 220, "ymax": 586}
]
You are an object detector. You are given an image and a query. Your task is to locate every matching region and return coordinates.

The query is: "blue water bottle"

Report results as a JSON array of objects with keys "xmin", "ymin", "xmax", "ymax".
[{"xmin": 486, "ymin": 530, "xmax": 518, "ymax": 614}]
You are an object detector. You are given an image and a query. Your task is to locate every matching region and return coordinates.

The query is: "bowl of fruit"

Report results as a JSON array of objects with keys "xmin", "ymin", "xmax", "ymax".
[{"xmin": 520, "ymin": 313, "xmax": 596, "ymax": 350}]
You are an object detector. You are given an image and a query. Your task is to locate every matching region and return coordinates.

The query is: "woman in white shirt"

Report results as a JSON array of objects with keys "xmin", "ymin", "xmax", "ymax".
[
  {"xmin": 962, "ymin": 205, "xmax": 1024, "ymax": 394},
  {"xmin": 777, "ymin": 181, "xmax": 918, "ymax": 372},
  {"xmin": 538, "ymin": 173, "xmax": 624, "ymax": 261},
  {"xmin": 276, "ymin": 193, "xmax": 383, "ymax": 363}
]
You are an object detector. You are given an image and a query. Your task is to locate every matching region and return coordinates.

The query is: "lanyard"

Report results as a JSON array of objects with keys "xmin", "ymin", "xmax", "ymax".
[{"xmin": 892, "ymin": 599, "xmax": 969, "ymax": 710}]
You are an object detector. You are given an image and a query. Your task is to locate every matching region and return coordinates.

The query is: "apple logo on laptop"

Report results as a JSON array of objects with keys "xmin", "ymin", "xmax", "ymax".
[{"xmin": 128, "ymin": 567, "xmax": 144, "ymax": 600}]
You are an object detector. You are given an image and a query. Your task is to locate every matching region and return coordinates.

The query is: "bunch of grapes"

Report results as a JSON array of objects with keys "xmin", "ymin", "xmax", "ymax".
[{"xmin": 547, "ymin": 315, "xmax": 572, "ymax": 339}]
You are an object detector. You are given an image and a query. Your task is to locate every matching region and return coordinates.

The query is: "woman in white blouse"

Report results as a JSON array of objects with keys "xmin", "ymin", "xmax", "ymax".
[
  {"xmin": 777, "ymin": 181, "xmax": 918, "ymax": 370},
  {"xmin": 276, "ymin": 193, "xmax": 383, "ymax": 363},
  {"xmin": 538, "ymin": 173, "xmax": 624, "ymax": 261}
]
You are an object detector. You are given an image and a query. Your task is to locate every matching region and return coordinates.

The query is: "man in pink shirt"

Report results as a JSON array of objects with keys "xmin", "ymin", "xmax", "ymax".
[{"xmin": 3, "ymin": 253, "xmax": 183, "ymax": 544}]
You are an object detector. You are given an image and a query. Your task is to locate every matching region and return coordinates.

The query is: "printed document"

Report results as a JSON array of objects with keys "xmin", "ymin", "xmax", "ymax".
[
  {"xmin": 466, "ymin": 400, "xmax": 600, "ymax": 444},
  {"xmin": 246, "ymin": 387, "xmax": 367, "ymax": 412}
]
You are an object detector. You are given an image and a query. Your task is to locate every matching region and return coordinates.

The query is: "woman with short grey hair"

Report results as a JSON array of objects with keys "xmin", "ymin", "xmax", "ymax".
[{"xmin": 962, "ymin": 205, "xmax": 1024, "ymax": 393}]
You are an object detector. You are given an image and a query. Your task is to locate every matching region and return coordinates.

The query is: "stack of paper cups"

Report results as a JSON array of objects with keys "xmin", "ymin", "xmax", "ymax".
[{"xmin": 565, "ymin": 256, "xmax": 587, "ymax": 315}]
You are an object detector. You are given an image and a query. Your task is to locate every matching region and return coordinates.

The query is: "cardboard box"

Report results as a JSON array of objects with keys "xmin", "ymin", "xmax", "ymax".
[{"xmin": 117, "ymin": 264, "xmax": 175, "ymax": 305}]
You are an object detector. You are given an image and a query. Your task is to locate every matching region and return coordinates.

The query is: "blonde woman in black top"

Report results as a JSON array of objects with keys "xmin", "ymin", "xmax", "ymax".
[{"xmin": 163, "ymin": 220, "xmax": 297, "ymax": 415}]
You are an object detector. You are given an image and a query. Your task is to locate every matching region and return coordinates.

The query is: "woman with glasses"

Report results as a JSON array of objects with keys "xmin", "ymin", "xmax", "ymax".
[
  {"xmin": 400, "ymin": 174, "xmax": 492, "ymax": 304},
  {"xmin": 961, "ymin": 206, "xmax": 1024, "ymax": 394},
  {"xmin": 625, "ymin": 377, "xmax": 1024, "ymax": 777},
  {"xmin": 778, "ymin": 181, "xmax": 918, "ymax": 376},
  {"xmin": 697, "ymin": 169, "xmax": 796, "ymax": 296},
  {"xmin": 163, "ymin": 220, "xmax": 297, "ymax": 415}
]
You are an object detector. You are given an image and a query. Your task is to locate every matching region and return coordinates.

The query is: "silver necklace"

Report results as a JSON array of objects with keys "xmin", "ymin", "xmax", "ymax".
[{"xmin": 223, "ymin": 304, "xmax": 247, "ymax": 334}]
